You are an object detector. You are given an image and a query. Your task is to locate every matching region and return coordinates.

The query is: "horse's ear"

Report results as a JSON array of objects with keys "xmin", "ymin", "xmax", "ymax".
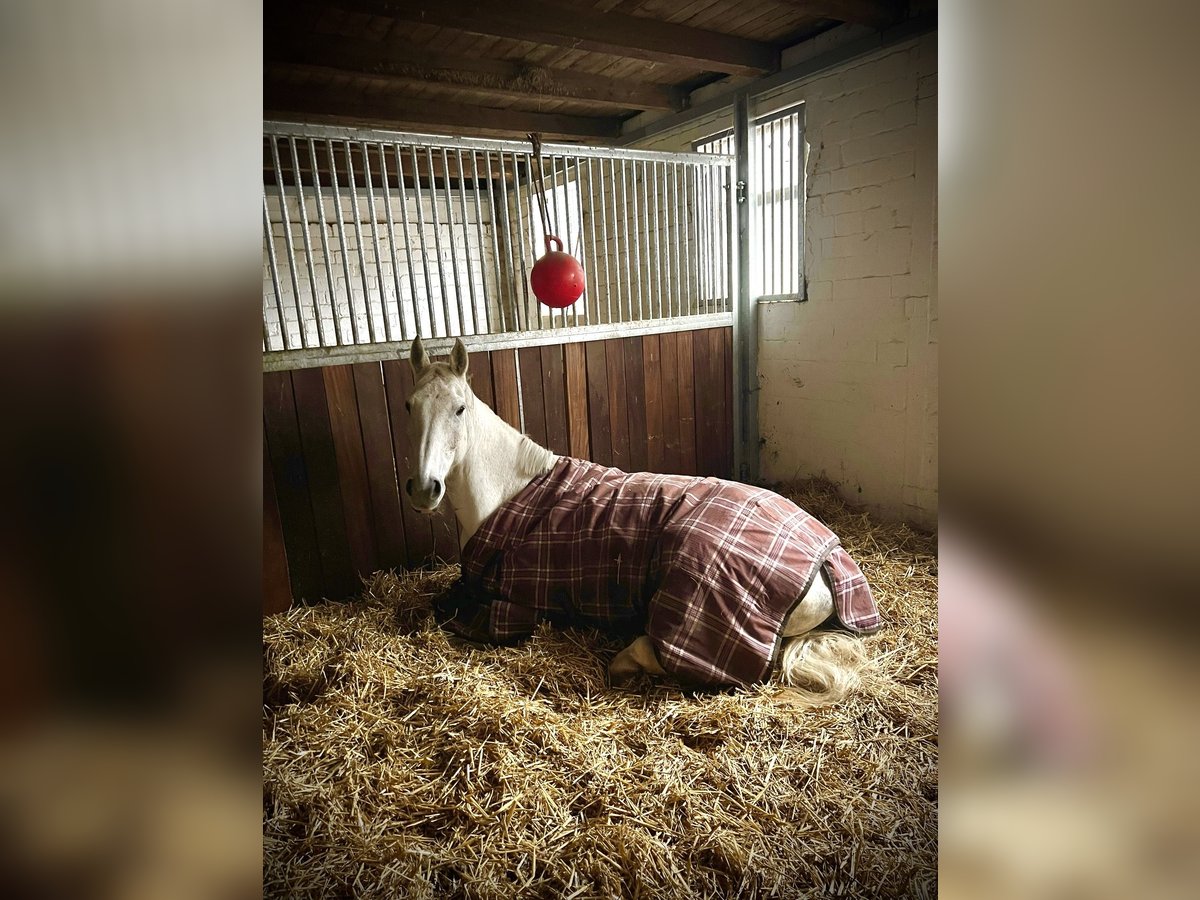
[
  {"xmin": 410, "ymin": 336, "xmax": 430, "ymax": 376},
  {"xmin": 449, "ymin": 338, "xmax": 469, "ymax": 378}
]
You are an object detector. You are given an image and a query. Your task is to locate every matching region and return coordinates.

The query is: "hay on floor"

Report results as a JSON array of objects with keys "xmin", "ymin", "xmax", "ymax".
[{"xmin": 263, "ymin": 478, "xmax": 937, "ymax": 899}]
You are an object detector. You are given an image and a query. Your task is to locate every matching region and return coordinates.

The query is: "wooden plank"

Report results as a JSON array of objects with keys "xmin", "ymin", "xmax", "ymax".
[
  {"xmin": 490, "ymin": 349, "xmax": 522, "ymax": 430},
  {"xmin": 518, "ymin": 347, "xmax": 548, "ymax": 447},
  {"xmin": 467, "ymin": 349, "xmax": 495, "ymax": 412},
  {"xmin": 658, "ymin": 331, "xmax": 682, "ymax": 474},
  {"xmin": 263, "ymin": 381, "xmax": 322, "ymax": 601},
  {"xmin": 263, "ymin": 436, "xmax": 292, "ymax": 615},
  {"xmin": 264, "ymin": 372, "xmax": 323, "ymax": 601},
  {"xmin": 722, "ymin": 326, "xmax": 735, "ymax": 479},
  {"xmin": 584, "ymin": 340, "xmax": 612, "ymax": 466},
  {"xmin": 351, "ymin": 361, "xmax": 408, "ymax": 571},
  {"xmin": 264, "ymin": 86, "xmax": 623, "ymax": 140},
  {"xmin": 604, "ymin": 338, "xmax": 630, "ymax": 470},
  {"xmin": 676, "ymin": 330, "xmax": 698, "ymax": 476},
  {"xmin": 290, "ymin": 368, "xmax": 357, "ymax": 598},
  {"xmin": 622, "ymin": 337, "xmax": 648, "ymax": 473},
  {"xmin": 334, "ymin": 0, "xmax": 780, "ymax": 77},
  {"xmin": 692, "ymin": 327, "xmax": 725, "ymax": 478},
  {"xmin": 381, "ymin": 359, "xmax": 436, "ymax": 565},
  {"xmin": 777, "ymin": 0, "xmax": 906, "ymax": 29},
  {"xmin": 642, "ymin": 333, "xmax": 664, "ymax": 473},
  {"xmin": 269, "ymin": 31, "xmax": 685, "ymax": 112},
  {"xmin": 322, "ymin": 365, "xmax": 377, "ymax": 578},
  {"xmin": 540, "ymin": 344, "xmax": 570, "ymax": 457},
  {"xmin": 563, "ymin": 342, "xmax": 591, "ymax": 460}
]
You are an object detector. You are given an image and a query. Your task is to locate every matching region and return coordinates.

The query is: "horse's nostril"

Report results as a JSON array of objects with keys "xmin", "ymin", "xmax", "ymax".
[
  {"xmin": 405, "ymin": 479, "xmax": 413, "ymax": 496},
  {"xmin": 431, "ymin": 478, "xmax": 442, "ymax": 496}
]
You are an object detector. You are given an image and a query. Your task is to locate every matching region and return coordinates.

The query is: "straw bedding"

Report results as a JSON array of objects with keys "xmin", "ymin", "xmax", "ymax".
[{"xmin": 263, "ymin": 479, "xmax": 938, "ymax": 899}]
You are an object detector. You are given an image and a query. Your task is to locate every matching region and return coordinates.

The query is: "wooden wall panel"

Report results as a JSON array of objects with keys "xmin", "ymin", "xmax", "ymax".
[
  {"xmin": 564, "ymin": 343, "xmax": 590, "ymax": 459},
  {"xmin": 264, "ymin": 327, "xmax": 733, "ymax": 608}
]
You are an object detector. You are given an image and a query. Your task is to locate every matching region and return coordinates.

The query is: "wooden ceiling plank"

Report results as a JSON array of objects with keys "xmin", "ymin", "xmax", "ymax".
[
  {"xmin": 271, "ymin": 31, "xmax": 684, "ymax": 111},
  {"xmin": 328, "ymin": 0, "xmax": 780, "ymax": 76},
  {"xmin": 265, "ymin": 85, "xmax": 624, "ymax": 139},
  {"xmin": 776, "ymin": 1, "xmax": 906, "ymax": 29}
]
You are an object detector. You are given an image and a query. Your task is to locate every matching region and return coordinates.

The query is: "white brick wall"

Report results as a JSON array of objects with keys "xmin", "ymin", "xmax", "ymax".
[{"xmin": 635, "ymin": 33, "xmax": 938, "ymax": 527}]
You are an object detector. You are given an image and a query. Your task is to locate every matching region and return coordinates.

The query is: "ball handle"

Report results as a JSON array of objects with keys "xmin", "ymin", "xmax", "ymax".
[{"xmin": 543, "ymin": 234, "xmax": 563, "ymax": 254}]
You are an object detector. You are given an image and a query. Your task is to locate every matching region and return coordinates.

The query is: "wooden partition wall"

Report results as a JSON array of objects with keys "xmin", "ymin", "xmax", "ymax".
[{"xmin": 263, "ymin": 327, "xmax": 733, "ymax": 612}]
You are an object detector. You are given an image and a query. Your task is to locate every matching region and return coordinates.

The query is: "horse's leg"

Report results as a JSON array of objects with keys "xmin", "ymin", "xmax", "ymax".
[{"xmin": 609, "ymin": 635, "xmax": 666, "ymax": 685}]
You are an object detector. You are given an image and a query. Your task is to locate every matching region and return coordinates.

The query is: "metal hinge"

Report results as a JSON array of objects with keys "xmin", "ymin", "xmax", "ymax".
[{"xmin": 736, "ymin": 180, "xmax": 747, "ymax": 203}]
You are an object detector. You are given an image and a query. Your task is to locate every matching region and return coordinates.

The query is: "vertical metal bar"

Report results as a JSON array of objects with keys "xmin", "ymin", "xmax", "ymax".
[
  {"xmin": 268, "ymin": 137, "xmax": 307, "ymax": 348},
  {"xmin": 572, "ymin": 156, "xmax": 590, "ymax": 327},
  {"xmin": 287, "ymin": 137, "xmax": 326, "ymax": 347},
  {"xmin": 669, "ymin": 161, "xmax": 680, "ymax": 319},
  {"xmin": 733, "ymin": 94, "xmax": 756, "ymax": 483},
  {"xmin": 631, "ymin": 160, "xmax": 645, "ymax": 320},
  {"xmin": 426, "ymin": 146, "xmax": 452, "ymax": 336},
  {"xmin": 619, "ymin": 160, "xmax": 635, "ymax": 320},
  {"xmin": 584, "ymin": 158, "xmax": 600, "ymax": 326},
  {"xmin": 378, "ymin": 142, "xmax": 409, "ymax": 340},
  {"xmin": 796, "ymin": 109, "xmax": 805, "ymax": 297},
  {"xmin": 482, "ymin": 151, "xmax": 508, "ymax": 332},
  {"xmin": 650, "ymin": 161, "xmax": 663, "ymax": 321},
  {"xmin": 362, "ymin": 142, "xmax": 392, "ymax": 341},
  {"xmin": 497, "ymin": 152, "xmax": 521, "ymax": 332},
  {"xmin": 467, "ymin": 150, "xmax": 490, "ymax": 334},
  {"xmin": 515, "ymin": 152, "xmax": 535, "ymax": 330},
  {"xmin": 639, "ymin": 159, "xmax": 653, "ymax": 320},
  {"xmin": 699, "ymin": 163, "xmax": 710, "ymax": 315},
  {"xmin": 562, "ymin": 155, "xmax": 579, "ymax": 327},
  {"xmin": 597, "ymin": 158, "xmax": 613, "ymax": 324},
  {"xmin": 440, "ymin": 147, "xmax": 467, "ymax": 336},
  {"xmin": 394, "ymin": 145, "xmax": 419, "ymax": 339},
  {"xmin": 346, "ymin": 142, "xmax": 377, "ymax": 343},
  {"xmin": 409, "ymin": 145, "xmax": 435, "ymax": 337},
  {"xmin": 684, "ymin": 164, "xmax": 695, "ymax": 316},
  {"xmin": 308, "ymin": 139, "xmax": 338, "ymax": 346},
  {"xmin": 263, "ymin": 193, "xmax": 288, "ymax": 351},
  {"xmin": 327, "ymin": 139, "xmax": 358, "ymax": 345},
  {"xmin": 544, "ymin": 153, "xmax": 560, "ymax": 329},
  {"xmin": 775, "ymin": 119, "xmax": 784, "ymax": 295}
]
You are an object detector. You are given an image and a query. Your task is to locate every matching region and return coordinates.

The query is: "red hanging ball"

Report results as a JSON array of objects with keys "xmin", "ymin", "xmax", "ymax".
[{"xmin": 531, "ymin": 235, "xmax": 585, "ymax": 309}]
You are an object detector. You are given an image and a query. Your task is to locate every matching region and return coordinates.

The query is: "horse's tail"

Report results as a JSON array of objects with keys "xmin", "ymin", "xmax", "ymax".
[{"xmin": 776, "ymin": 630, "xmax": 869, "ymax": 707}]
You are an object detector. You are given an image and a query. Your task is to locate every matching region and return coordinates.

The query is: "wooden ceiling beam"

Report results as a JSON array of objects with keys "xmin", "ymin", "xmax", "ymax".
[
  {"xmin": 777, "ymin": 1, "xmax": 907, "ymax": 29},
  {"xmin": 265, "ymin": 85, "xmax": 624, "ymax": 140},
  {"xmin": 328, "ymin": 0, "xmax": 779, "ymax": 77},
  {"xmin": 268, "ymin": 31, "xmax": 686, "ymax": 112}
]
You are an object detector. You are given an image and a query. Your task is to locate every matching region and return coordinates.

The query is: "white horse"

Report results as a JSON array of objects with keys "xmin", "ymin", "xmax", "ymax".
[{"xmin": 404, "ymin": 337, "xmax": 867, "ymax": 703}]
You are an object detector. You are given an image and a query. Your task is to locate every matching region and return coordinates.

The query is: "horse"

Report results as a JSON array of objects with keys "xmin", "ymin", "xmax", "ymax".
[{"xmin": 403, "ymin": 336, "xmax": 879, "ymax": 704}]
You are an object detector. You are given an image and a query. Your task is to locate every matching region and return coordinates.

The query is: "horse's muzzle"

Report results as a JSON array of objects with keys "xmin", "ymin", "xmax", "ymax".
[{"xmin": 406, "ymin": 476, "xmax": 444, "ymax": 512}]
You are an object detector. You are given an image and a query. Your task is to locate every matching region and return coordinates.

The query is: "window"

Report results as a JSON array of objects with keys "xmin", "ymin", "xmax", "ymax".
[{"xmin": 696, "ymin": 104, "xmax": 804, "ymax": 299}]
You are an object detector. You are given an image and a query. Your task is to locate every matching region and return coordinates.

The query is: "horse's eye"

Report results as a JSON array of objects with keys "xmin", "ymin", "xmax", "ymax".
[
  {"xmin": 456, "ymin": 406, "xmax": 465, "ymax": 416},
  {"xmin": 404, "ymin": 401, "xmax": 411, "ymax": 413}
]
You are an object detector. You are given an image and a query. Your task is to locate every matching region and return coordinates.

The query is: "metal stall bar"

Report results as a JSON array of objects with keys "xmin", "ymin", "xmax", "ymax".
[
  {"xmin": 463, "ymin": 149, "xmax": 488, "ymax": 334},
  {"xmin": 263, "ymin": 193, "xmax": 288, "ymax": 351},
  {"xmin": 651, "ymin": 161, "xmax": 663, "ymax": 321},
  {"xmin": 268, "ymin": 137, "xmax": 306, "ymax": 348},
  {"xmin": 440, "ymin": 147, "xmax": 467, "ymax": 337},
  {"xmin": 426, "ymin": 147, "xmax": 453, "ymax": 337},
  {"xmin": 287, "ymin": 137, "xmax": 326, "ymax": 347},
  {"xmin": 733, "ymin": 94, "xmax": 756, "ymax": 483},
  {"xmin": 630, "ymin": 160, "xmax": 643, "ymax": 320},
  {"xmin": 409, "ymin": 146, "xmax": 436, "ymax": 337},
  {"xmin": 361, "ymin": 141, "xmax": 392, "ymax": 341},
  {"xmin": 640, "ymin": 160, "xmax": 654, "ymax": 320},
  {"xmin": 394, "ymin": 145, "xmax": 420, "ymax": 340},
  {"xmin": 481, "ymin": 150, "xmax": 507, "ymax": 333},
  {"xmin": 309, "ymin": 138, "xmax": 339, "ymax": 344},
  {"xmin": 515, "ymin": 152, "xmax": 535, "ymax": 331},
  {"xmin": 597, "ymin": 158, "xmax": 614, "ymax": 324},
  {"xmin": 497, "ymin": 151, "xmax": 522, "ymax": 333},
  {"xmin": 378, "ymin": 142, "xmax": 410, "ymax": 340},
  {"xmin": 327, "ymin": 139, "xmax": 358, "ymax": 345},
  {"xmin": 617, "ymin": 159, "xmax": 633, "ymax": 321},
  {"xmin": 545, "ymin": 153, "xmax": 562, "ymax": 330},
  {"xmin": 584, "ymin": 158, "xmax": 600, "ymax": 325},
  {"xmin": 572, "ymin": 156, "xmax": 590, "ymax": 327},
  {"xmin": 669, "ymin": 162, "xmax": 681, "ymax": 319},
  {"xmin": 345, "ymin": 142, "xmax": 378, "ymax": 343}
]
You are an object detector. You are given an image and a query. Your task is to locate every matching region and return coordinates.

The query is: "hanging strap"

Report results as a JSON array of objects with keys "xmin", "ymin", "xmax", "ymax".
[{"xmin": 527, "ymin": 132, "xmax": 555, "ymax": 245}]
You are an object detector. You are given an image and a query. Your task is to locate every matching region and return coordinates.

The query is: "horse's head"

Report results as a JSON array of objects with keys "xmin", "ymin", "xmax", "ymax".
[{"xmin": 405, "ymin": 336, "xmax": 473, "ymax": 513}]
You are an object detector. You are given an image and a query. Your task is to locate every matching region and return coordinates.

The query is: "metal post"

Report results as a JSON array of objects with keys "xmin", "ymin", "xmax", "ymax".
[
  {"xmin": 395, "ymin": 145, "xmax": 420, "ymax": 339},
  {"xmin": 378, "ymin": 142, "xmax": 410, "ymax": 340},
  {"xmin": 440, "ymin": 147, "xmax": 467, "ymax": 336},
  {"xmin": 327, "ymin": 139, "xmax": 357, "ymax": 345},
  {"xmin": 466, "ymin": 150, "xmax": 489, "ymax": 334},
  {"xmin": 362, "ymin": 142, "xmax": 391, "ymax": 341},
  {"xmin": 346, "ymin": 142, "xmax": 376, "ymax": 343},
  {"xmin": 262, "ymin": 193, "xmax": 288, "ymax": 351},
  {"xmin": 268, "ymin": 137, "xmax": 306, "ymax": 348},
  {"xmin": 410, "ymin": 146, "xmax": 436, "ymax": 337},
  {"xmin": 482, "ymin": 151, "xmax": 507, "ymax": 333},
  {"xmin": 288, "ymin": 138, "xmax": 326, "ymax": 347},
  {"xmin": 309, "ymin": 138, "xmax": 339, "ymax": 344},
  {"xmin": 733, "ymin": 94, "xmax": 757, "ymax": 483}
]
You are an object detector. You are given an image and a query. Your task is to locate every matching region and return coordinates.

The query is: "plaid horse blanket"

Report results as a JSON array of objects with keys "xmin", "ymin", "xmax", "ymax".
[{"xmin": 436, "ymin": 457, "xmax": 881, "ymax": 687}]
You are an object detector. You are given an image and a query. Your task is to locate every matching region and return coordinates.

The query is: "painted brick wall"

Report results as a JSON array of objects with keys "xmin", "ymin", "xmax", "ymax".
[{"xmin": 636, "ymin": 33, "xmax": 937, "ymax": 527}]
